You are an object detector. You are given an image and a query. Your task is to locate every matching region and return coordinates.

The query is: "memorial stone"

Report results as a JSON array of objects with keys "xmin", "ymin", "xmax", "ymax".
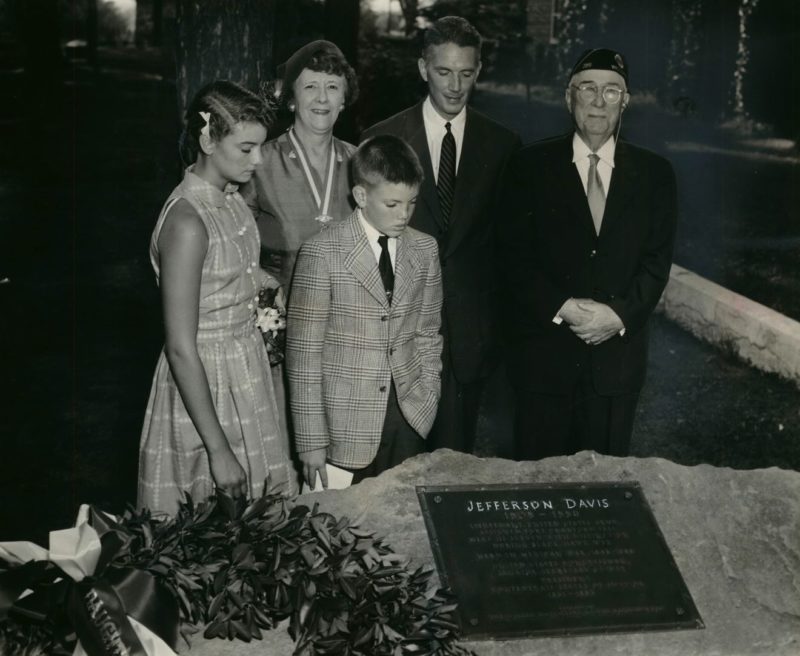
[
  {"xmin": 418, "ymin": 482, "xmax": 703, "ymax": 638},
  {"xmin": 190, "ymin": 451, "xmax": 800, "ymax": 656}
]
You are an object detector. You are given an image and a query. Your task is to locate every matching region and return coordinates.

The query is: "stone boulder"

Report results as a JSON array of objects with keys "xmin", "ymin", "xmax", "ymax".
[{"xmin": 189, "ymin": 450, "xmax": 800, "ymax": 656}]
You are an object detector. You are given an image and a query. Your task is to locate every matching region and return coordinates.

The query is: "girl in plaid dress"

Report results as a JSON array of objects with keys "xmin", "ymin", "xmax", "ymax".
[{"xmin": 138, "ymin": 81, "xmax": 298, "ymax": 515}]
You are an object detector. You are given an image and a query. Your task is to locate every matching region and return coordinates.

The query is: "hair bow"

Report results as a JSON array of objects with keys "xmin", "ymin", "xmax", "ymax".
[{"xmin": 199, "ymin": 111, "xmax": 211, "ymax": 139}]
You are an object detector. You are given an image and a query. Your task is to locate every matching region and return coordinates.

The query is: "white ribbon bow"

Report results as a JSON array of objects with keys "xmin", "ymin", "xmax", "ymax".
[{"xmin": 0, "ymin": 504, "xmax": 177, "ymax": 656}]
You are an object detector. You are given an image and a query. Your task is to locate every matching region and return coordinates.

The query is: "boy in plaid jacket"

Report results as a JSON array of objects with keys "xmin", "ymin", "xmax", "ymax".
[{"xmin": 287, "ymin": 136, "xmax": 443, "ymax": 487}]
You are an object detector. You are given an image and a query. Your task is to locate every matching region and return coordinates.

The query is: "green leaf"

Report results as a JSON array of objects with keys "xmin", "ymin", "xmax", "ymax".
[
  {"xmin": 208, "ymin": 591, "xmax": 226, "ymax": 619},
  {"xmin": 231, "ymin": 619, "xmax": 251, "ymax": 642},
  {"xmin": 353, "ymin": 624, "xmax": 375, "ymax": 647},
  {"xmin": 203, "ymin": 620, "xmax": 224, "ymax": 639},
  {"xmin": 227, "ymin": 587, "xmax": 245, "ymax": 609},
  {"xmin": 213, "ymin": 567, "xmax": 228, "ymax": 593},
  {"xmin": 216, "ymin": 489, "xmax": 237, "ymax": 520},
  {"xmin": 275, "ymin": 568, "xmax": 292, "ymax": 584},
  {"xmin": 252, "ymin": 604, "xmax": 273, "ymax": 628},
  {"xmin": 339, "ymin": 577, "xmax": 357, "ymax": 601}
]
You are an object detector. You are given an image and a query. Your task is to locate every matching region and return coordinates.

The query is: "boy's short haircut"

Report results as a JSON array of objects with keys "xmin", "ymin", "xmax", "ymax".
[{"xmin": 352, "ymin": 135, "xmax": 424, "ymax": 189}]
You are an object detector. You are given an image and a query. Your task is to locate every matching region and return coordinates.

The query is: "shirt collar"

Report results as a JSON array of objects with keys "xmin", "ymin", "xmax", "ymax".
[
  {"xmin": 183, "ymin": 166, "xmax": 238, "ymax": 207},
  {"xmin": 357, "ymin": 208, "xmax": 393, "ymax": 244},
  {"xmin": 422, "ymin": 96, "xmax": 467, "ymax": 132},
  {"xmin": 572, "ymin": 133, "xmax": 616, "ymax": 168}
]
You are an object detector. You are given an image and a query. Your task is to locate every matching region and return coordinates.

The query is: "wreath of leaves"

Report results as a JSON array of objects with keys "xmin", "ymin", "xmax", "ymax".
[{"xmin": 1, "ymin": 490, "xmax": 476, "ymax": 656}]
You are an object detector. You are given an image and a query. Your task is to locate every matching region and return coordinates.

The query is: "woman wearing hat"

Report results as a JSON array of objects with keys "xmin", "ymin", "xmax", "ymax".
[{"xmin": 242, "ymin": 40, "xmax": 359, "ymax": 289}]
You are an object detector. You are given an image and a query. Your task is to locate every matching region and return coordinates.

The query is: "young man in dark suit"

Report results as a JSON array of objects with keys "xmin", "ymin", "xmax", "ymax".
[
  {"xmin": 361, "ymin": 16, "xmax": 520, "ymax": 454},
  {"xmin": 500, "ymin": 48, "xmax": 678, "ymax": 459}
]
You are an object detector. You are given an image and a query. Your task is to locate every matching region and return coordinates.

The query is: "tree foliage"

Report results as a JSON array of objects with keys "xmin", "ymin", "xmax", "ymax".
[{"xmin": 418, "ymin": 0, "xmax": 528, "ymax": 81}]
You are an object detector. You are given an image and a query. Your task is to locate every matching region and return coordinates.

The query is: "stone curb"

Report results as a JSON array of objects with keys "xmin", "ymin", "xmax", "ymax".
[{"xmin": 660, "ymin": 263, "xmax": 800, "ymax": 384}]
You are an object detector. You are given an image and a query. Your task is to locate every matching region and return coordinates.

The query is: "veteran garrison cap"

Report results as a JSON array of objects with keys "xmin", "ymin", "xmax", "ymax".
[{"xmin": 569, "ymin": 48, "xmax": 629, "ymax": 84}]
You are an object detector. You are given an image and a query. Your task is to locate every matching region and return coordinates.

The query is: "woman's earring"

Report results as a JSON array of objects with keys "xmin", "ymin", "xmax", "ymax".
[{"xmin": 288, "ymin": 102, "xmax": 296, "ymax": 112}]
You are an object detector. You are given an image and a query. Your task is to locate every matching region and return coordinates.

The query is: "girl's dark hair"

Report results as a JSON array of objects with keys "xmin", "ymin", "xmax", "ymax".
[
  {"xmin": 179, "ymin": 80, "xmax": 275, "ymax": 165},
  {"xmin": 281, "ymin": 49, "xmax": 359, "ymax": 109}
]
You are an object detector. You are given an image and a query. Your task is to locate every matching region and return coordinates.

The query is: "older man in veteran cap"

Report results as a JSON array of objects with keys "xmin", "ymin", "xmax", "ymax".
[{"xmin": 499, "ymin": 48, "xmax": 677, "ymax": 459}]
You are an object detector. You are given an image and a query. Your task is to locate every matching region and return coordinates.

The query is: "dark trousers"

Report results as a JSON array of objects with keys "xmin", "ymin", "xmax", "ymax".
[
  {"xmin": 513, "ymin": 372, "xmax": 639, "ymax": 460},
  {"xmin": 426, "ymin": 343, "xmax": 483, "ymax": 454},
  {"xmin": 351, "ymin": 382, "xmax": 425, "ymax": 484}
]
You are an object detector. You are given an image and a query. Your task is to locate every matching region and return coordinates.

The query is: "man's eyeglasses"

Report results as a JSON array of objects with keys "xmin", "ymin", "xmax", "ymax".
[{"xmin": 570, "ymin": 83, "xmax": 626, "ymax": 105}]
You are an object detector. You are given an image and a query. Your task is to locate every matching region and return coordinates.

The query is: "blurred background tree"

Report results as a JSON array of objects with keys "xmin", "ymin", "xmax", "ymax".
[
  {"xmin": 174, "ymin": 0, "xmax": 276, "ymax": 123},
  {"xmin": 3, "ymin": 0, "xmax": 795, "ymax": 155}
]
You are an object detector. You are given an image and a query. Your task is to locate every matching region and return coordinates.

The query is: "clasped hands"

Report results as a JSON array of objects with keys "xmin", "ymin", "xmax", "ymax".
[{"xmin": 559, "ymin": 298, "xmax": 624, "ymax": 346}]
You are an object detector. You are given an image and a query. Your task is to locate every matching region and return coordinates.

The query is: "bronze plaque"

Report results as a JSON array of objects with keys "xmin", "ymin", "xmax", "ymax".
[{"xmin": 417, "ymin": 482, "xmax": 703, "ymax": 639}]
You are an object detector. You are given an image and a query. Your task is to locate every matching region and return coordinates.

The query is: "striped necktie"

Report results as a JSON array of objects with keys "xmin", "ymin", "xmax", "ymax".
[
  {"xmin": 587, "ymin": 153, "xmax": 606, "ymax": 235},
  {"xmin": 437, "ymin": 122, "xmax": 456, "ymax": 225},
  {"xmin": 378, "ymin": 235, "xmax": 394, "ymax": 304}
]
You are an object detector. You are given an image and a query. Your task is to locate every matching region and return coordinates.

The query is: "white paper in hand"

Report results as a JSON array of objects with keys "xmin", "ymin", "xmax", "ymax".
[{"xmin": 301, "ymin": 463, "xmax": 354, "ymax": 494}]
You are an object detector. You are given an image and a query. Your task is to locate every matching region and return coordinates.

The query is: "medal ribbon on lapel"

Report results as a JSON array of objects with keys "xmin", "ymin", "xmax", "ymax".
[{"xmin": 288, "ymin": 128, "xmax": 336, "ymax": 223}]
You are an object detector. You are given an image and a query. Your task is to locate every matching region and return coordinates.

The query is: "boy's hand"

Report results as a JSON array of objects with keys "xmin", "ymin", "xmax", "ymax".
[
  {"xmin": 299, "ymin": 448, "xmax": 328, "ymax": 489},
  {"xmin": 275, "ymin": 286, "xmax": 286, "ymax": 315}
]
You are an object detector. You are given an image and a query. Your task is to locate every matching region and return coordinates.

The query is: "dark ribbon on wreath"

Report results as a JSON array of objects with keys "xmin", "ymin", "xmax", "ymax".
[{"xmin": 0, "ymin": 507, "xmax": 179, "ymax": 656}]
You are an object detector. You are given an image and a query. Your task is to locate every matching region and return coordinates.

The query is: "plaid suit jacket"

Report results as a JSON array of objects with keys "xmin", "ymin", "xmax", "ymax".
[{"xmin": 286, "ymin": 211, "xmax": 444, "ymax": 468}]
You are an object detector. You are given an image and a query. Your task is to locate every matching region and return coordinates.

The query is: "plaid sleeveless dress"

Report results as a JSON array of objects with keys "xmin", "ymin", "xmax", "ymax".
[{"xmin": 138, "ymin": 169, "xmax": 297, "ymax": 515}]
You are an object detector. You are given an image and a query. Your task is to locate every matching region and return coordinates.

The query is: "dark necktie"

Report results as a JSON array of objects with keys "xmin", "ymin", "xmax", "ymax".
[
  {"xmin": 587, "ymin": 153, "xmax": 606, "ymax": 235},
  {"xmin": 437, "ymin": 121, "xmax": 456, "ymax": 225},
  {"xmin": 378, "ymin": 235, "xmax": 394, "ymax": 304}
]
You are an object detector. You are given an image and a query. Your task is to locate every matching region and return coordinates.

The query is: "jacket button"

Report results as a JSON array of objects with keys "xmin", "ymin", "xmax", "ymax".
[
  {"xmin": 590, "ymin": 249, "xmax": 597, "ymax": 258},
  {"xmin": 380, "ymin": 385, "xmax": 387, "ymax": 392},
  {"xmin": 381, "ymin": 315, "xmax": 388, "ymax": 322},
  {"xmin": 389, "ymin": 348, "xmax": 395, "ymax": 355}
]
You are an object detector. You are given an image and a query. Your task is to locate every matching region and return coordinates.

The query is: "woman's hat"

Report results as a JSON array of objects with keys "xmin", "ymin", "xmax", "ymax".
[{"xmin": 277, "ymin": 40, "xmax": 346, "ymax": 98}]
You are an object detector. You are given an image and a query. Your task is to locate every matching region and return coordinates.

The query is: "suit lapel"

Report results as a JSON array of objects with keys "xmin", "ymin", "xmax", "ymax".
[
  {"xmin": 552, "ymin": 135, "xmax": 598, "ymax": 241},
  {"xmin": 599, "ymin": 140, "xmax": 639, "ymax": 240},
  {"xmin": 406, "ymin": 103, "xmax": 447, "ymax": 233},
  {"xmin": 392, "ymin": 232, "xmax": 422, "ymax": 306},
  {"xmin": 342, "ymin": 213, "xmax": 390, "ymax": 308}
]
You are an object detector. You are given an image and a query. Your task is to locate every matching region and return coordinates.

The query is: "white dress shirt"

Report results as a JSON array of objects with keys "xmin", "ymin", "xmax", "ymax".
[
  {"xmin": 358, "ymin": 208, "xmax": 396, "ymax": 270},
  {"xmin": 572, "ymin": 133, "xmax": 616, "ymax": 195},
  {"xmin": 422, "ymin": 96, "xmax": 467, "ymax": 182}
]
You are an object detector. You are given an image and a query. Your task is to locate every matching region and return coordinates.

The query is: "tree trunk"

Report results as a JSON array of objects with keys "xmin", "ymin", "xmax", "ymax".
[
  {"xmin": 153, "ymin": 0, "xmax": 164, "ymax": 46},
  {"xmin": 324, "ymin": 0, "xmax": 360, "ymax": 67},
  {"xmin": 175, "ymin": 0, "xmax": 277, "ymax": 120},
  {"xmin": 730, "ymin": 0, "xmax": 759, "ymax": 119},
  {"xmin": 87, "ymin": 0, "xmax": 99, "ymax": 67},
  {"xmin": 526, "ymin": 0, "xmax": 555, "ymax": 91},
  {"xmin": 13, "ymin": 0, "xmax": 63, "ymax": 118},
  {"xmin": 323, "ymin": 0, "xmax": 360, "ymax": 143},
  {"xmin": 398, "ymin": 0, "xmax": 418, "ymax": 36},
  {"xmin": 666, "ymin": 0, "xmax": 703, "ymax": 113},
  {"xmin": 554, "ymin": 0, "xmax": 589, "ymax": 79}
]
